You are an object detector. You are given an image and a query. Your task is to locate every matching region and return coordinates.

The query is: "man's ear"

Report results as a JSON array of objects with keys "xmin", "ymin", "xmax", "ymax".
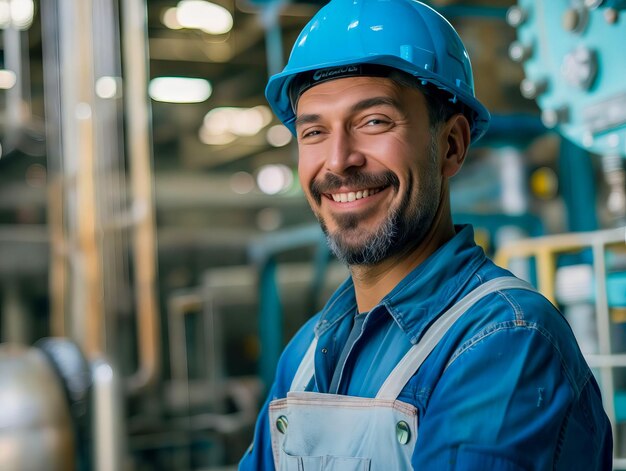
[{"xmin": 440, "ymin": 113, "xmax": 471, "ymax": 178}]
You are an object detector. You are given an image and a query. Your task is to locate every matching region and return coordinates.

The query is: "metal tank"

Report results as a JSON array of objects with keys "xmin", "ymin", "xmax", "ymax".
[{"xmin": 0, "ymin": 344, "xmax": 75, "ymax": 471}]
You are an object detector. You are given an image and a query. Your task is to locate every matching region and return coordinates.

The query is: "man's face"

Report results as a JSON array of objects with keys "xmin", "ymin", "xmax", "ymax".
[{"xmin": 295, "ymin": 76, "xmax": 443, "ymax": 266}]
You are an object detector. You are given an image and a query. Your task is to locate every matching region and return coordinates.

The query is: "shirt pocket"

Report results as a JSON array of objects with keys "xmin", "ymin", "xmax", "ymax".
[{"xmin": 279, "ymin": 449, "xmax": 371, "ymax": 471}]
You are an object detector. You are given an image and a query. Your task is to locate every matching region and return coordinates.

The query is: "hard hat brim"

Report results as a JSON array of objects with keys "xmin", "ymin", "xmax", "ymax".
[{"xmin": 266, "ymin": 55, "xmax": 490, "ymax": 143}]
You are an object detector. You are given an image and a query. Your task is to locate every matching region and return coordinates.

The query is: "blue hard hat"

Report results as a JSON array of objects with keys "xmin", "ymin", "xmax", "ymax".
[{"xmin": 265, "ymin": 0, "xmax": 490, "ymax": 142}]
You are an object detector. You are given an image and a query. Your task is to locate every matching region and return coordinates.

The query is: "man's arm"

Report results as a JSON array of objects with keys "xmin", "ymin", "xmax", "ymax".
[{"xmin": 412, "ymin": 322, "xmax": 612, "ymax": 470}]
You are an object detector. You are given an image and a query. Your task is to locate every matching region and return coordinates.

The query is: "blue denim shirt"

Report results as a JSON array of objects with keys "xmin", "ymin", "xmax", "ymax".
[{"xmin": 240, "ymin": 225, "xmax": 612, "ymax": 470}]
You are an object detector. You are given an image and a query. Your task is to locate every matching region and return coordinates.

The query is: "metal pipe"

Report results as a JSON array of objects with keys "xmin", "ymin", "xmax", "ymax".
[
  {"xmin": 122, "ymin": 0, "xmax": 161, "ymax": 393},
  {"xmin": 92, "ymin": 358, "xmax": 124, "ymax": 471},
  {"xmin": 52, "ymin": 0, "xmax": 105, "ymax": 353},
  {"xmin": 40, "ymin": 0, "xmax": 68, "ymax": 337},
  {"xmin": 261, "ymin": 1, "xmax": 286, "ymax": 78},
  {"xmin": 593, "ymin": 238, "xmax": 617, "ymax": 439},
  {"xmin": 2, "ymin": 24, "xmax": 27, "ymax": 154}
]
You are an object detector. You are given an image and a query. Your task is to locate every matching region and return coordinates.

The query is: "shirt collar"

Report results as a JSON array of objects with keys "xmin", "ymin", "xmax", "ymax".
[{"xmin": 315, "ymin": 225, "xmax": 487, "ymax": 343}]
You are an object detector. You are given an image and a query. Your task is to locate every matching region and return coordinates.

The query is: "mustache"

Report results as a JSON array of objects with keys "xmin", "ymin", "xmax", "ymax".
[{"xmin": 310, "ymin": 171, "xmax": 400, "ymax": 204}]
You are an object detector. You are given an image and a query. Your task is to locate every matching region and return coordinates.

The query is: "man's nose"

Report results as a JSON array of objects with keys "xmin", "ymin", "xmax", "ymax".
[{"xmin": 325, "ymin": 131, "xmax": 366, "ymax": 174}]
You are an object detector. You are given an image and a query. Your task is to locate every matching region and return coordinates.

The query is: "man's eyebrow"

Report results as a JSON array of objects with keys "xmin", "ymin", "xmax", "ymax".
[
  {"xmin": 350, "ymin": 96, "xmax": 401, "ymax": 114},
  {"xmin": 295, "ymin": 96, "xmax": 401, "ymax": 129},
  {"xmin": 295, "ymin": 113, "xmax": 321, "ymax": 129}
]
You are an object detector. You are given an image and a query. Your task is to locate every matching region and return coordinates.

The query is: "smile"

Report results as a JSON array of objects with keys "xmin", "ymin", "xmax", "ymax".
[{"xmin": 328, "ymin": 187, "xmax": 384, "ymax": 203}]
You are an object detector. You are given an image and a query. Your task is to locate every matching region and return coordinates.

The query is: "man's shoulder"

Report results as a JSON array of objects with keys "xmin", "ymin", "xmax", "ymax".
[
  {"xmin": 468, "ymin": 262, "xmax": 565, "ymax": 327},
  {"xmin": 450, "ymin": 273, "xmax": 592, "ymax": 391}
]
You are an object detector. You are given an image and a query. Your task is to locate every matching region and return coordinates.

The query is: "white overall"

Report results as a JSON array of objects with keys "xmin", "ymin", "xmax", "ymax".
[{"xmin": 268, "ymin": 277, "xmax": 535, "ymax": 470}]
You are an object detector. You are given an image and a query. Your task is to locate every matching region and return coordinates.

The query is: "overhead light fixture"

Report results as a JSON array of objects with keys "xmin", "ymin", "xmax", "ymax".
[
  {"xmin": 0, "ymin": 0, "xmax": 34, "ymax": 30},
  {"xmin": 198, "ymin": 126, "xmax": 236, "ymax": 145},
  {"xmin": 256, "ymin": 164, "xmax": 293, "ymax": 195},
  {"xmin": 95, "ymin": 76, "xmax": 121, "ymax": 99},
  {"xmin": 202, "ymin": 105, "xmax": 272, "ymax": 139},
  {"xmin": 175, "ymin": 0, "xmax": 233, "ymax": 35},
  {"xmin": 266, "ymin": 124, "xmax": 292, "ymax": 147},
  {"xmin": 0, "ymin": 69, "xmax": 16, "ymax": 89},
  {"xmin": 149, "ymin": 76, "xmax": 212, "ymax": 103},
  {"xmin": 10, "ymin": 0, "xmax": 33, "ymax": 29},
  {"xmin": 161, "ymin": 7, "xmax": 182, "ymax": 30}
]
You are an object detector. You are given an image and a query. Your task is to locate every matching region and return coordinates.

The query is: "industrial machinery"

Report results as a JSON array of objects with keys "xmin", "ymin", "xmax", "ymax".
[
  {"xmin": 508, "ymin": 0, "xmax": 626, "ymax": 224},
  {"xmin": 504, "ymin": 1, "xmax": 626, "ymax": 466}
]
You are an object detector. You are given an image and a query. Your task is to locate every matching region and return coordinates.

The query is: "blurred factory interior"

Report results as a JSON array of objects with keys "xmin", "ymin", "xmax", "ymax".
[{"xmin": 0, "ymin": 0, "xmax": 625, "ymax": 469}]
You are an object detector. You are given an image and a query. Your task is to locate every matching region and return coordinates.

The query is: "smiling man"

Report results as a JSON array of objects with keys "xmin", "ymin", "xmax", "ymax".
[{"xmin": 239, "ymin": 0, "xmax": 612, "ymax": 469}]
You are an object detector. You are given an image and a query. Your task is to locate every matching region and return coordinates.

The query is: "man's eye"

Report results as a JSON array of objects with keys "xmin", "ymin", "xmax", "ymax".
[
  {"xmin": 362, "ymin": 116, "xmax": 393, "ymax": 128},
  {"xmin": 301, "ymin": 129, "xmax": 321, "ymax": 139}
]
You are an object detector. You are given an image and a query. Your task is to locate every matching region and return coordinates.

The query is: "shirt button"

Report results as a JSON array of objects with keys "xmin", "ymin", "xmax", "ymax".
[
  {"xmin": 321, "ymin": 348, "xmax": 328, "ymax": 354},
  {"xmin": 396, "ymin": 421, "xmax": 411, "ymax": 445},
  {"xmin": 276, "ymin": 415, "xmax": 288, "ymax": 434}
]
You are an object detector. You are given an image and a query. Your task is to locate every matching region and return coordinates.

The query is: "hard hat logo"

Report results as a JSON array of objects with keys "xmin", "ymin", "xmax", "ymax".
[
  {"xmin": 265, "ymin": 0, "xmax": 491, "ymax": 142},
  {"xmin": 313, "ymin": 65, "xmax": 360, "ymax": 82}
]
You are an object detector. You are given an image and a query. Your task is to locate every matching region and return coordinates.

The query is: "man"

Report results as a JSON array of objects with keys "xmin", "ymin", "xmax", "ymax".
[{"xmin": 240, "ymin": 0, "xmax": 613, "ymax": 469}]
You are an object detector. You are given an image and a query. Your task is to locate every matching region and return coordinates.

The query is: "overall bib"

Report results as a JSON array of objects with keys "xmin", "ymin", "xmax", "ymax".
[{"xmin": 268, "ymin": 277, "xmax": 535, "ymax": 471}]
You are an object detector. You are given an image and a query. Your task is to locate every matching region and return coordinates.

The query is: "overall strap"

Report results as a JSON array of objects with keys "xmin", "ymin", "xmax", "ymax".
[
  {"xmin": 376, "ymin": 277, "xmax": 536, "ymax": 400},
  {"xmin": 290, "ymin": 336, "xmax": 318, "ymax": 391}
]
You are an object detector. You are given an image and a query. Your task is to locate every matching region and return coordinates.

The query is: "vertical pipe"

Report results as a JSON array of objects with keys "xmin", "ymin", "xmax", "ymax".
[
  {"xmin": 40, "ymin": 0, "xmax": 68, "ymax": 337},
  {"xmin": 122, "ymin": 0, "xmax": 161, "ymax": 392},
  {"xmin": 262, "ymin": 2, "xmax": 285, "ymax": 77},
  {"xmin": 536, "ymin": 248, "xmax": 557, "ymax": 304},
  {"xmin": 592, "ymin": 239, "xmax": 617, "ymax": 441},
  {"xmin": 92, "ymin": 358, "xmax": 124, "ymax": 471},
  {"xmin": 259, "ymin": 257, "xmax": 283, "ymax": 390},
  {"xmin": 56, "ymin": 0, "xmax": 104, "ymax": 354},
  {"xmin": 92, "ymin": 0, "xmax": 130, "ymax": 357},
  {"xmin": 3, "ymin": 25, "xmax": 24, "ymax": 153}
]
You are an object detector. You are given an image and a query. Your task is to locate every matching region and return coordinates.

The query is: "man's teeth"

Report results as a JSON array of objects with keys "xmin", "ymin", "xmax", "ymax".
[{"xmin": 331, "ymin": 188, "xmax": 380, "ymax": 203}]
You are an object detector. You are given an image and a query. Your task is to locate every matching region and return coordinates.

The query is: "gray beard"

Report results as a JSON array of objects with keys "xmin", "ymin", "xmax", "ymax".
[{"xmin": 321, "ymin": 138, "xmax": 440, "ymax": 266}]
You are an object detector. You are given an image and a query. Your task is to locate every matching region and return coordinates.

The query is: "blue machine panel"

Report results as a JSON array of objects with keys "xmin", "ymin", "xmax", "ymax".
[{"xmin": 511, "ymin": 0, "xmax": 626, "ymax": 157}]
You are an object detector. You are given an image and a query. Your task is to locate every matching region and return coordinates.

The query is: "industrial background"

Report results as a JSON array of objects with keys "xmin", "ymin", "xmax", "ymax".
[{"xmin": 0, "ymin": 0, "xmax": 625, "ymax": 469}]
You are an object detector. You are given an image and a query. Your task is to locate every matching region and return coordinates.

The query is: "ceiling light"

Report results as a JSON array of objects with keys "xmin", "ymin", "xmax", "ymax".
[
  {"xmin": 149, "ymin": 76, "xmax": 211, "ymax": 103},
  {"xmin": 203, "ymin": 107, "xmax": 238, "ymax": 135},
  {"xmin": 199, "ymin": 126, "xmax": 236, "ymax": 145},
  {"xmin": 0, "ymin": 70, "xmax": 16, "ymax": 89},
  {"xmin": 203, "ymin": 105, "xmax": 272, "ymax": 137},
  {"xmin": 9, "ymin": 0, "xmax": 34, "ymax": 30},
  {"xmin": 0, "ymin": 1, "xmax": 10, "ymax": 28},
  {"xmin": 266, "ymin": 124, "xmax": 292, "ymax": 147},
  {"xmin": 230, "ymin": 108, "xmax": 267, "ymax": 136},
  {"xmin": 176, "ymin": 0, "xmax": 233, "ymax": 35},
  {"xmin": 162, "ymin": 7, "xmax": 182, "ymax": 29},
  {"xmin": 256, "ymin": 164, "xmax": 293, "ymax": 195},
  {"xmin": 95, "ymin": 76, "xmax": 120, "ymax": 99}
]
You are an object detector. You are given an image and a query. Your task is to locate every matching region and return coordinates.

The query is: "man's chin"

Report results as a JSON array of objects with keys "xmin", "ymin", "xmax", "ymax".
[{"xmin": 326, "ymin": 228, "xmax": 370, "ymax": 249}]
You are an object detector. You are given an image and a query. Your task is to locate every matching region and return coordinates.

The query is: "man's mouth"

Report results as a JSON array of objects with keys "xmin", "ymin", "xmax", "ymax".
[
  {"xmin": 310, "ymin": 171, "xmax": 399, "ymax": 206},
  {"xmin": 328, "ymin": 187, "xmax": 384, "ymax": 203}
]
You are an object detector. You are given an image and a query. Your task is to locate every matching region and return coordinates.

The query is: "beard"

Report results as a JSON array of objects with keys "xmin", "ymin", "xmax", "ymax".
[{"xmin": 310, "ymin": 138, "xmax": 441, "ymax": 266}]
